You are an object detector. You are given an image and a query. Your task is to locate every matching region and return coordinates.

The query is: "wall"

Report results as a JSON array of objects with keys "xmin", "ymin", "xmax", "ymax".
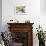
[
  {"xmin": 0, "ymin": 0, "xmax": 2, "ymax": 32},
  {"xmin": 40, "ymin": 0, "xmax": 46, "ymax": 31},
  {"xmin": 40, "ymin": 0, "xmax": 46, "ymax": 13},
  {"xmin": 2, "ymin": 0, "xmax": 46, "ymax": 46}
]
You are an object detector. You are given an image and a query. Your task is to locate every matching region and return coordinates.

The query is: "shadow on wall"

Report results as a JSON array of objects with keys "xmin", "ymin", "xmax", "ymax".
[
  {"xmin": 0, "ymin": 0, "xmax": 2, "ymax": 32},
  {"xmin": 40, "ymin": 0, "xmax": 46, "ymax": 13}
]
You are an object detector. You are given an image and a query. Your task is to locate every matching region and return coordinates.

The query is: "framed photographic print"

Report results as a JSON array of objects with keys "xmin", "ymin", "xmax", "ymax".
[{"xmin": 16, "ymin": 6, "xmax": 26, "ymax": 15}]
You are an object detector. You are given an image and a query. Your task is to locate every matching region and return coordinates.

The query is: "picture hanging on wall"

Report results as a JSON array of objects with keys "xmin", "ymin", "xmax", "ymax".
[{"xmin": 16, "ymin": 6, "xmax": 26, "ymax": 15}]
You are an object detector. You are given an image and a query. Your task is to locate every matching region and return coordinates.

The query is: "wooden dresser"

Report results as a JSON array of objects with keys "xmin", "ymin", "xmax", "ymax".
[{"xmin": 7, "ymin": 23, "xmax": 34, "ymax": 46}]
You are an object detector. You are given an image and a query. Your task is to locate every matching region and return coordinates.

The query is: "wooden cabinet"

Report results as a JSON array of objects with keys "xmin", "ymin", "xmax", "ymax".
[{"xmin": 7, "ymin": 23, "xmax": 34, "ymax": 46}]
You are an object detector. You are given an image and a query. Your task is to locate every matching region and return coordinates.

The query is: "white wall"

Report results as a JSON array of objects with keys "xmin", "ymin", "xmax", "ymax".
[
  {"xmin": 2, "ymin": 0, "xmax": 46, "ymax": 46},
  {"xmin": 40, "ymin": 0, "xmax": 46, "ymax": 31},
  {"xmin": 40, "ymin": 0, "xmax": 46, "ymax": 13},
  {"xmin": 0, "ymin": 0, "xmax": 2, "ymax": 32}
]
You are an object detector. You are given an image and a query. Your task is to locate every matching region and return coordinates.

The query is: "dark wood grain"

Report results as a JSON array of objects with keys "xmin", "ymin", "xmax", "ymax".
[{"xmin": 7, "ymin": 23, "xmax": 34, "ymax": 46}]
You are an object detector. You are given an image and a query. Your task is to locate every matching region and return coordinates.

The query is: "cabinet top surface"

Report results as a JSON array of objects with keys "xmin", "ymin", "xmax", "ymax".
[{"xmin": 7, "ymin": 23, "xmax": 34, "ymax": 25}]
